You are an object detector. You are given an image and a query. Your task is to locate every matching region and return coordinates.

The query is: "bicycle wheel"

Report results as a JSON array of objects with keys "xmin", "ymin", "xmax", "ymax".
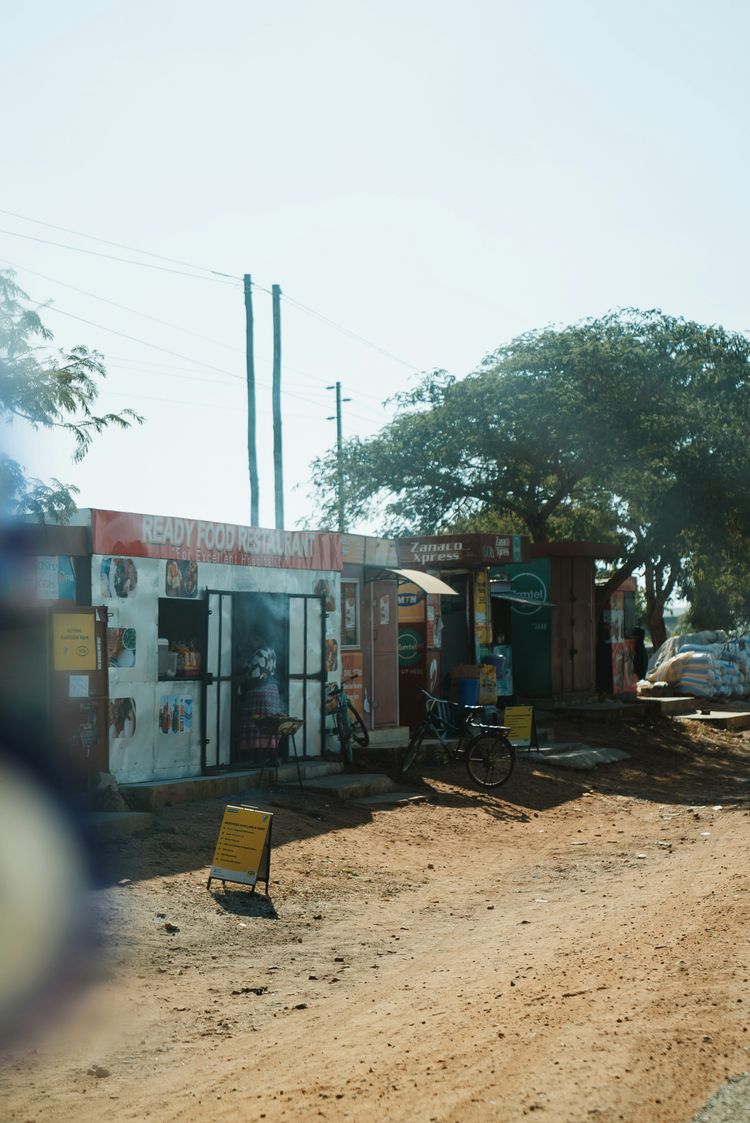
[
  {"xmin": 334, "ymin": 712, "xmax": 353, "ymax": 762},
  {"xmin": 346, "ymin": 699, "xmax": 369, "ymax": 747},
  {"xmin": 399, "ymin": 722, "xmax": 428, "ymax": 776},
  {"xmin": 465, "ymin": 730, "xmax": 515, "ymax": 788}
]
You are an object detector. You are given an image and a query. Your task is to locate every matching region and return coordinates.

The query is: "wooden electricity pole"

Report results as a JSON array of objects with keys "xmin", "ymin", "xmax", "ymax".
[
  {"xmin": 244, "ymin": 274, "xmax": 259, "ymax": 525},
  {"xmin": 327, "ymin": 381, "xmax": 351, "ymax": 534},
  {"xmin": 272, "ymin": 283, "xmax": 284, "ymax": 529}
]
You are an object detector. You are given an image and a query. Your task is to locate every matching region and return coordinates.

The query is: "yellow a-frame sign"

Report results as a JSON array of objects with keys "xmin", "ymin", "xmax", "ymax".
[
  {"xmin": 503, "ymin": 706, "xmax": 538, "ymax": 750},
  {"xmin": 207, "ymin": 805, "xmax": 273, "ymax": 893}
]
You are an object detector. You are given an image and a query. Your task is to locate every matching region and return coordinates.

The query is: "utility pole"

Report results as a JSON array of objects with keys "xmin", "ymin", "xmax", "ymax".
[
  {"xmin": 327, "ymin": 381, "xmax": 351, "ymax": 534},
  {"xmin": 244, "ymin": 274, "xmax": 259, "ymax": 525},
  {"xmin": 272, "ymin": 283, "xmax": 284, "ymax": 529}
]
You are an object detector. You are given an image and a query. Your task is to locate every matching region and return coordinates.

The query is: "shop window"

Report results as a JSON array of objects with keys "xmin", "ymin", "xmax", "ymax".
[
  {"xmin": 341, "ymin": 580, "xmax": 360, "ymax": 648},
  {"xmin": 157, "ymin": 598, "xmax": 206, "ymax": 680}
]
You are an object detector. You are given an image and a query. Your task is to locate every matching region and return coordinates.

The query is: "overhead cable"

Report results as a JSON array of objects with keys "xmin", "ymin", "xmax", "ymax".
[
  {"xmin": 0, "ymin": 207, "xmax": 240, "ymax": 279},
  {"xmin": 0, "ymin": 226, "xmax": 239, "ymax": 285}
]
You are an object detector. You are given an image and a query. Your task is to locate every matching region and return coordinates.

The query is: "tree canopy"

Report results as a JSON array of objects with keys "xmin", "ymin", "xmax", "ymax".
[
  {"xmin": 309, "ymin": 308, "xmax": 750, "ymax": 644},
  {"xmin": 0, "ymin": 269, "xmax": 141, "ymax": 521}
]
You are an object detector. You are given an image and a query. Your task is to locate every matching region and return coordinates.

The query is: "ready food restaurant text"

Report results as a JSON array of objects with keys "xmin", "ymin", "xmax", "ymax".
[{"xmin": 92, "ymin": 510, "xmax": 343, "ymax": 571}]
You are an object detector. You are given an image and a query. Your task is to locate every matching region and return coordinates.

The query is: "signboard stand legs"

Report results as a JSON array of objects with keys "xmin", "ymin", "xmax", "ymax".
[{"xmin": 207, "ymin": 806, "xmax": 273, "ymax": 894}]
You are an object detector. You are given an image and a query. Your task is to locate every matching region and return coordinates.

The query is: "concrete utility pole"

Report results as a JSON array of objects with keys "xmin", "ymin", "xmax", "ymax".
[
  {"xmin": 244, "ymin": 274, "xmax": 259, "ymax": 525},
  {"xmin": 327, "ymin": 381, "xmax": 351, "ymax": 534},
  {"xmin": 272, "ymin": 283, "xmax": 284, "ymax": 530}
]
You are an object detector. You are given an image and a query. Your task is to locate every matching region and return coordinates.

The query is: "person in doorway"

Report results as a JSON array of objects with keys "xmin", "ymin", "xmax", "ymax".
[{"xmin": 238, "ymin": 647, "xmax": 283, "ymax": 755}]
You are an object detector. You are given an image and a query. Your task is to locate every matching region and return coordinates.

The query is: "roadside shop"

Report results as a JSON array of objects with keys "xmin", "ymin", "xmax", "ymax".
[
  {"xmin": 490, "ymin": 541, "xmax": 620, "ymax": 701},
  {"xmin": 339, "ymin": 534, "xmax": 400, "ymax": 730},
  {"xmin": 596, "ymin": 576, "xmax": 642, "ymax": 696},
  {"xmin": 339, "ymin": 533, "xmax": 462, "ymax": 733},
  {"xmin": 0, "ymin": 519, "xmax": 109, "ymax": 784},
  {"xmin": 395, "ymin": 534, "xmax": 621, "ymax": 720},
  {"xmin": 87, "ymin": 509, "xmax": 342, "ymax": 784},
  {"xmin": 395, "ymin": 533, "xmax": 528, "ymax": 729}
]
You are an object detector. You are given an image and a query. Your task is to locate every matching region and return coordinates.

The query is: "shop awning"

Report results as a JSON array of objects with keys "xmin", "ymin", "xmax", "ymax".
[{"xmin": 365, "ymin": 566, "xmax": 459, "ymax": 596}]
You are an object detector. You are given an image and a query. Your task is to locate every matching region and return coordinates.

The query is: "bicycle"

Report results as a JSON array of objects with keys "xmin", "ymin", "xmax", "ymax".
[
  {"xmin": 399, "ymin": 689, "xmax": 515, "ymax": 788},
  {"xmin": 325, "ymin": 674, "xmax": 369, "ymax": 762}
]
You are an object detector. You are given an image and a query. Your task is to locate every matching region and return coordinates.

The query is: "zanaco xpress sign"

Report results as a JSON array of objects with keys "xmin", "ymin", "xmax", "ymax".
[{"xmin": 91, "ymin": 510, "xmax": 342, "ymax": 571}]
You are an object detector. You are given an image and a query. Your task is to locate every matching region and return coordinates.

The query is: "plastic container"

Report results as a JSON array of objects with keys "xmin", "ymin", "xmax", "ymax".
[{"xmin": 458, "ymin": 677, "xmax": 480, "ymax": 706}]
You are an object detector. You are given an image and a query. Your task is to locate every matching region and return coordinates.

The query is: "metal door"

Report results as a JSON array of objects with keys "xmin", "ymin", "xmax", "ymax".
[
  {"xmin": 287, "ymin": 594, "xmax": 326, "ymax": 758},
  {"xmin": 201, "ymin": 590, "xmax": 233, "ymax": 771},
  {"xmin": 371, "ymin": 578, "xmax": 399, "ymax": 726}
]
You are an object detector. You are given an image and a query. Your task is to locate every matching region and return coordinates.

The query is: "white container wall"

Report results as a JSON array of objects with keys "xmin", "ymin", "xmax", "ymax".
[{"xmin": 93, "ymin": 551, "xmax": 341, "ymax": 784}]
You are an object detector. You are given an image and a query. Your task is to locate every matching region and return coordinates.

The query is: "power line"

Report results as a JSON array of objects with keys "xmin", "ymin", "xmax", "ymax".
[
  {"xmin": 0, "ymin": 206, "xmax": 239, "ymax": 279},
  {"xmin": 0, "ymin": 210, "xmax": 422, "ymax": 371},
  {"xmin": 282, "ymin": 291, "xmax": 419, "ymax": 371},
  {"xmin": 0, "ymin": 258, "xmax": 246, "ymax": 354},
  {"xmin": 104, "ymin": 358, "xmax": 381, "ymax": 420},
  {"xmin": 0, "ymin": 226, "xmax": 239, "ymax": 286},
  {"xmin": 39, "ymin": 302, "xmax": 247, "ymax": 380},
  {"xmin": 0, "ymin": 211, "xmax": 425, "ymax": 410},
  {"xmin": 4, "ymin": 258, "xmax": 393, "ymax": 403},
  {"xmin": 106, "ymin": 365, "xmax": 245, "ymax": 391},
  {"xmin": 35, "ymin": 298, "xmax": 362, "ymax": 415},
  {"xmin": 97, "ymin": 387, "xmax": 342, "ymax": 421}
]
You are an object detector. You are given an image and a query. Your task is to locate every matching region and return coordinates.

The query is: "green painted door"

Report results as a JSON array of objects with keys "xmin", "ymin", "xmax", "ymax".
[{"xmin": 492, "ymin": 559, "xmax": 552, "ymax": 698}]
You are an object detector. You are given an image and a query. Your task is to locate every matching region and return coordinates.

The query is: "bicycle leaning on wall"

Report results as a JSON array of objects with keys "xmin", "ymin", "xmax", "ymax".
[
  {"xmin": 325, "ymin": 674, "xmax": 369, "ymax": 763},
  {"xmin": 399, "ymin": 689, "xmax": 515, "ymax": 788}
]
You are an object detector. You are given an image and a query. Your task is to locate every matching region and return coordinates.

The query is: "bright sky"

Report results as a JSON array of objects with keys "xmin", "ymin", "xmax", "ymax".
[{"xmin": 3, "ymin": 0, "xmax": 749, "ymax": 533}]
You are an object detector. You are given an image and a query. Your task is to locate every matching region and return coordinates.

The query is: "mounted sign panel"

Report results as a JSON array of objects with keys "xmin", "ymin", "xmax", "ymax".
[{"xmin": 490, "ymin": 582, "xmax": 556, "ymax": 608}]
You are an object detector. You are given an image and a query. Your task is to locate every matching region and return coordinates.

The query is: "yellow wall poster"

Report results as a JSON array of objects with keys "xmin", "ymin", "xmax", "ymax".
[
  {"xmin": 52, "ymin": 612, "xmax": 97, "ymax": 671},
  {"xmin": 473, "ymin": 570, "xmax": 491, "ymax": 645},
  {"xmin": 208, "ymin": 805, "xmax": 273, "ymax": 890},
  {"xmin": 503, "ymin": 705, "xmax": 536, "ymax": 748}
]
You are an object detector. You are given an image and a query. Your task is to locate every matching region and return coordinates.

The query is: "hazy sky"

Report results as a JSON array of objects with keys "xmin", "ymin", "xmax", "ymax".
[{"xmin": 3, "ymin": 0, "xmax": 749, "ymax": 533}]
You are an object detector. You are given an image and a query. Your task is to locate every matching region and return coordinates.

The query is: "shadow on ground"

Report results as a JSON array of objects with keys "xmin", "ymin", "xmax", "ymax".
[
  {"xmin": 210, "ymin": 886, "xmax": 279, "ymax": 919},
  {"xmin": 96, "ymin": 713, "xmax": 750, "ymax": 887}
]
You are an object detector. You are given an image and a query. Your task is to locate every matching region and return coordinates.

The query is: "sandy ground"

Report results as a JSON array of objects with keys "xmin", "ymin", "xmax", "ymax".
[{"xmin": 3, "ymin": 714, "xmax": 750, "ymax": 1123}]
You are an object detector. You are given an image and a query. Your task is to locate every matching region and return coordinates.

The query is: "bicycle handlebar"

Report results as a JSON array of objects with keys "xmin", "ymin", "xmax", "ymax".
[{"xmin": 419, "ymin": 688, "xmax": 482, "ymax": 712}]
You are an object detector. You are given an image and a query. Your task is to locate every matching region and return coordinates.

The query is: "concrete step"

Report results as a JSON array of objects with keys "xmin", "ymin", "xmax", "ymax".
[
  {"xmin": 552, "ymin": 700, "xmax": 648, "ymax": 723},
  {"xmin": 677, "ymin": 710, "xmax": 750, "ymax": 731},
  {"xmin": 535, "ymin": 744, "xmax": 631, "ymax": 771},
  {"xmin": 366, "ymin": 726, "xmax": 411, "ymax": 749},
  {"xmin": 638, "ymin": 695, "xmax": 699, "ymax": 716},
  {"xmin": 294, "ymin": 771, "xmax": 402, "ymax": 800},
  {"xmin": 121, "ymin": 759, "xmax": 342, "ymax": 811}
]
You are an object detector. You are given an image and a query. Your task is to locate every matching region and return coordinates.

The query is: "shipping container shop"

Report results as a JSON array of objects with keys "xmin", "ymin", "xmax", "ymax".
[{"xmin": 87, "ymin": 509, "xmax": 342, "ymax": 784}]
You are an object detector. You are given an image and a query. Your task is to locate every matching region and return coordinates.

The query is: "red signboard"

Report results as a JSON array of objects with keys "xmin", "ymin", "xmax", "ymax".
[
  {"xmin": 397, "ymin": 533, "xmax": 525, "ymax": 567},
  {"xmin": 91, "ymin": 510, "xmax": 343, "ymax": 572}
]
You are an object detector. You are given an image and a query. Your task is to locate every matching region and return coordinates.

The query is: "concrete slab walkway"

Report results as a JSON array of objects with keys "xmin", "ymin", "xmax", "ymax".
[
  {"xmin": 532, "ymin": 744, "xmax": 631, "ymax": 772},
  {"xmin": 291, "ymin": 771, "xmax": 402, "ymax": 800}
]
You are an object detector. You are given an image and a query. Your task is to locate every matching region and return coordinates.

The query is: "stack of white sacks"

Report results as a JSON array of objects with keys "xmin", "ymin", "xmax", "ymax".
[{"xmin": 643, "ymin": 631, "xmax": 750, "ymax": 700}]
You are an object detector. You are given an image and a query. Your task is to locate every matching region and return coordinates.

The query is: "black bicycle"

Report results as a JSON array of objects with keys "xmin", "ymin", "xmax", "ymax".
[
  {"xmin": 325, "ymin": 674, "xmax": 369, "ymax": 762},
  {"xmin": 399, "ymin": 689, "xmax": 515, "ymax": 788}
]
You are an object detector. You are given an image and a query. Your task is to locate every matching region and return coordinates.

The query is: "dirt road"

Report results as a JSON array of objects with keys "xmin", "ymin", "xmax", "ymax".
[{"xmin": 3, "ymin": 716, "xmax": 750, "ymax": 1122}]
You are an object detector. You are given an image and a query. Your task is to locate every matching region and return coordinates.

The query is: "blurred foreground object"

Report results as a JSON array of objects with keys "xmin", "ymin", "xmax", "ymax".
[{"xmin": 0, "ymin": 747, "xmax": 94, "ymax": 1046}]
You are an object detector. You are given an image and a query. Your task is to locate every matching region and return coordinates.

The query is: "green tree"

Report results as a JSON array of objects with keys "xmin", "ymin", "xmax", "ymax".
[
  {"xmin": 310, "ymin": 309, "xmax": 750, "ymax": 646},
  {"xmin": 0, "ymin": 269, "xmax": 141, "ymax": 520}
]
